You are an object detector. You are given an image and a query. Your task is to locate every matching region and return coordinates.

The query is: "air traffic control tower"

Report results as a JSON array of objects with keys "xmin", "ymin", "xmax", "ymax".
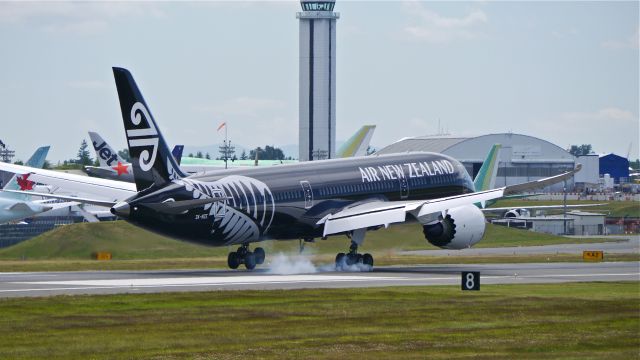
[{"xmin": 297, "ymin": 0, "xmax": 339, "ymax": 161}]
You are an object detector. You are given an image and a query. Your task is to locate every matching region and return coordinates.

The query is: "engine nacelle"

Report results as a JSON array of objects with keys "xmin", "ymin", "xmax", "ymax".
[
  {"xmin": 422, "ymin": 204, "xmax": 486, "ymax": 249},
  {"xmin": 504, "ymin": 208, "xmax": 530, "ymax": 218}
]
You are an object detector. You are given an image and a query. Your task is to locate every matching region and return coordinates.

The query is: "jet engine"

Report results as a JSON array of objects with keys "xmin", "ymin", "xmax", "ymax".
[
  {"xmin": 422, "ymin": 204, "xmax": 486, "ymax": 249},
  {"xmin": 504, "ymin": 208, "xmax": 530, "ymax": 218}
]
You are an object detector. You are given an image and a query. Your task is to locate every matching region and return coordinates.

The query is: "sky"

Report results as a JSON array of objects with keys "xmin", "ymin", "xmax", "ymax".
[{"xmin": 0, "ymin": 0, "xmax": 638, "ymax": 162}]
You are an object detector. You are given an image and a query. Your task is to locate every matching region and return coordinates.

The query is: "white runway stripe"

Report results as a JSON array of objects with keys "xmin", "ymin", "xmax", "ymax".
[{"xmin": 18, "ymin": 274, "xmax": 405, "ymax": 287}]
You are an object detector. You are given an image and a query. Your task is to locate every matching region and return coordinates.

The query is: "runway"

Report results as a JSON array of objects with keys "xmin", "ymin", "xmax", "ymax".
[
  {"xmin": 401, "ymin": 235, "xmax": 639, "ymax": 256},
  {"xmin": 0, "ymin": 261, "xmax": 637, "ymax": 298}
]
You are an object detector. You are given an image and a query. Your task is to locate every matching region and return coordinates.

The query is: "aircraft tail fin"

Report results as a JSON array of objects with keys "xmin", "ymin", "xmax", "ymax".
[
  {"xmin": 172, "ymin": 145, "xmax": 184, "ymax": 165},
  {"xmin": 337, "ymin": 125, "xmax": 376, "ymax": 158},
  {"xmin": 25, "ymin": 146, "xmax": 50, "ymax": 168},
  {"xmin": 1, "ymin": 146, "xmax": 50, "ymax": 201},
  {"xmin": 112, "ymin": 67, "xmax": 186, "ymax": 192},
  {"xmin": 474, "ymin": 144, "xmax": 501, "ymax": 192},
  {"xmin": 88, "ymin": 132, "xmax": 127, "ymax": 168}
]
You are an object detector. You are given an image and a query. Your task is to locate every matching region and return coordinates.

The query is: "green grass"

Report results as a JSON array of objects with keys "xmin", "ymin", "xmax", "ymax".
[
  {"xmin": 0, "ymin": 221, "xmax": 619, "ymax": 261},
  {"xmin": 489, "ymin": 199, "xmax": 640, "ymax": 218},
  {"xmin": 0, "ymin": 282, "xmax": 637, "ymax": 359},
  {"xmin": 0, "ymin": 220, "xmax": 627, "ymax": 271}
]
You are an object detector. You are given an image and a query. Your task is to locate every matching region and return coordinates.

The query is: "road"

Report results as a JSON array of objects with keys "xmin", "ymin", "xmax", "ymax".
[{"xmin": 0, "ymin": 261, "xmax": 637, "ymax": 298}]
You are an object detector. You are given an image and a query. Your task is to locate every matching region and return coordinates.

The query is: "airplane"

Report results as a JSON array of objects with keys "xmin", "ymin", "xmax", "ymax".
[
  {"xmin": 86, "ymin": 125, "xmax": 377, "ymax": 183},
  {"xmin": 1, "ymin": 68, "xmax": 581, "ymax": 271},
  {"xmin": 0, "ymin": 146, "xmax": 78, "ymax": 224},
  {"xmin": 473, "ymin": 144, "xmax": 606, "ymax": 218},
  {"xmin": 85, "ymin": 131, "xmax": 185, "ymax": 182}
]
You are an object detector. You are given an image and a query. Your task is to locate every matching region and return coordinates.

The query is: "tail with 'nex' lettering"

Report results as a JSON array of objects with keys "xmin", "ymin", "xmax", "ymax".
[{"xmin": 112, "ymin": 67, "xmax": 186, "ymax": 192}]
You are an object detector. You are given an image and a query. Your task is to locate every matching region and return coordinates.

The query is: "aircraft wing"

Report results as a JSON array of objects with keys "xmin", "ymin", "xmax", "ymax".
[
  {"xmin": 0, "ymin": 161, "xmax": 136, "ymax": 202},
  {"xmin": 3, "ymin": 190, "xmax": 117, "ymax": 208},
  {"xmin": 318, "ymin": 165, "xmax": 581, "ymax": 237}
]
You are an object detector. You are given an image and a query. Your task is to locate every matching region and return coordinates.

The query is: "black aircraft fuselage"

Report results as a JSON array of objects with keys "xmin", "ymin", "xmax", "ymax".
[{"xmin": 120, "ymin": 152, "xmax": 474, "ymax": 247}]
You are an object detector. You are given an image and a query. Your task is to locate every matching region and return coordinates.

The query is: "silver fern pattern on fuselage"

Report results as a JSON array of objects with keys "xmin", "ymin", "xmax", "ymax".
[{"xmin": 181, "ymin": 175, "xmax": 275, "ymax": 245}]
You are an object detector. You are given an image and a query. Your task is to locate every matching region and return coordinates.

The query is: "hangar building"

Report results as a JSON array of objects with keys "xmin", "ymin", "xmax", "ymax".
[
  {"xmin": 376, "ymin": 133, "xmax": 579, "ymax": 192},
  {"xmin": 599, "ymin": 153, "xmax": 629, "ymax": 184}
]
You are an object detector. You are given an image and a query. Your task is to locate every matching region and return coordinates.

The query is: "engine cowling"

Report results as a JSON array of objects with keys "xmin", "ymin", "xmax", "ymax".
[
  {"xmin": 504, "ymin": 208, "xmax": 530, "ymax": 218},
  {"xmin": 422, "ymin": 204, "xmax": 486, "ymax": 249}
]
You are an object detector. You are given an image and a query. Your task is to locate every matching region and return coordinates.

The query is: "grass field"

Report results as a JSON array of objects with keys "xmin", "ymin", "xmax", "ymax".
[
  {"xmin": 0, "ymin": 220, "xmax": 627, "ymax": 271},
  {"xmin": 0, "ymin": 221, "xmax": 618, "ymax": 260},
  {"xmin": 0, "ymin": 282, "xmax": 637, "ymax": 359},
  {"xmin": 489, "ymin": 199, "xmax": 639, "ymax": 218}
]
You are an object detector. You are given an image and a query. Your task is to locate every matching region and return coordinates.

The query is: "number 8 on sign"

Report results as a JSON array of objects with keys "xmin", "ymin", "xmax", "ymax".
[{"xmin": 462, "ymin": 271, "xmax": 480, "ymax": 291}]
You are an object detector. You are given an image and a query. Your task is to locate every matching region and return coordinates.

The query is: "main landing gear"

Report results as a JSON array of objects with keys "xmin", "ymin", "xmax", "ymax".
[
  {"xmin": 227, "ymin": 244, "xmax": 265, "ymax": 270},
  {"xmin": 335, "ymin": 229, "xmax": 374, "ymax": 271}
]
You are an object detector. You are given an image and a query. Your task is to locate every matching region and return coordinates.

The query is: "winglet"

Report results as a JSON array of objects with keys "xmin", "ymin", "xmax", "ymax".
[
  {"xmin": 337, "ymin": 125, "xmax": 376, "ymax": 158},
  {"xmin": 112, "ymin": 67, "xmax": 186, "ymax": 192}
]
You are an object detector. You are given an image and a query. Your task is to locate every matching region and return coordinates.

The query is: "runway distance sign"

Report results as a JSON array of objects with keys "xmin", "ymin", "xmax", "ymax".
[
  {"xmin": 583, "ymin": 251, "xmax": 604, "ymax": 262},
  {"xmin": 461, "ymin": 272, "xmax": 480, "ymax": 291}
]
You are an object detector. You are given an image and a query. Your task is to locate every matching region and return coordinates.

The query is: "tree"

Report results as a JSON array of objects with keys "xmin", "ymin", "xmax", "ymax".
[
  {"xmin": 568, "ymin": 144, "xmax": 592, "ymax": 157},
  {"xmin": 76, "ymin": 139, "xmax": 93, "ymax": 166},
  {"xmin": 118, "ymin": 149, "xmax": 131, "ymax": 162},
  {"xmin": 13, "ymin": 160, "xmax": 23, "ymax": 165},
  {"xmin": 188, "ymin": 153, "xmax": 194, "ymax": 158},
  {"xmin": 205, "ymin": 152, "xmax": 211, "ymax": 160},
  {"xmin": 196, "ymin": 151, "xmax": 203, "ymax": 159},
  {"xmin": 240, "ymin": 150, "xmax": 248, "ymax": 160},
  {"xmin": 630, "ymin": 159, "xmax": 640, "ymax": 170},
  {"xmin": 250, "ymin": 145, "xmax": 284, "ymax": 160},
  {"xmin": 43, "ymin": 160, "xmax": 51, "ymax": 169}
]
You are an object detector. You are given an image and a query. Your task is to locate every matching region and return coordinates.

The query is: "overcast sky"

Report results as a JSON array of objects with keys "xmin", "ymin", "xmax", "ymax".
[{"xmin": 0, "ymin": 1, "xmax": 638, "ymax": 162}]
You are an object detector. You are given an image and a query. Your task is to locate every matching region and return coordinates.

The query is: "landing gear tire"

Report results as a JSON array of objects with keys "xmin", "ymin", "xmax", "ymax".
[
  {"xmin": 226, "ymin": 245, "xmax": 265, "ymax": 270},
  {"xmin": 335, "ymin": 253, "xmax": 346, "ymax": 270},
  {"xmin": 244, "ymin": 252, "xmax": 256, "ymax": 270},
  {"xmin": 363, "ymin": 253, "xmax": 374, "ymax": 267},
  {"xmin": 227, "ymin": 252, "xmax": 240, "ymax": 269},
  {"xmin": 254, "ymin": 247, "xmax": 265, "ymax": 265},
  {"xmin": 335, "ymin": 242, "xmax": 374, "ymax": 272}
]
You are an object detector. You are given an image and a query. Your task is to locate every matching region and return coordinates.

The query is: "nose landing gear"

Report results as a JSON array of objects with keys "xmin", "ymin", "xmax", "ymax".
[{"xmin": 228, "ymin": 244, "xmax": 265, "ymax": 270}]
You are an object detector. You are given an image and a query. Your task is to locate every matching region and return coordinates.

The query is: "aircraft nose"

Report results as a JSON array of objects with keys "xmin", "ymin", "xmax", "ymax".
[{"xmin": 111, "ymin": 201, "xmax": 131, "ymax": 217}]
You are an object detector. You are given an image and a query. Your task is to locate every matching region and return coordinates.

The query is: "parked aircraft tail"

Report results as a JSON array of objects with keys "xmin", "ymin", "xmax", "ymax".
[
  {"xmin": 112, "ymin": 67, "xmax": 186, "ymax": 192},
  {"xmin": 474, "ymin": 144, "xmax": 501, "ymax": 192},
  {"xmin": 88, "ymin": 131, "xmax": 127, "ymax": 168},
  {"xmin": 337, "ymin": 125, "xmax": 376, "ymax": 158},
  {"xmin": 2, "ymin": 146, "xmax": 50, "ymax": 200},
  {"xmin": 172, "ymin": 145, "xmax": 184, "ymax": 165}
]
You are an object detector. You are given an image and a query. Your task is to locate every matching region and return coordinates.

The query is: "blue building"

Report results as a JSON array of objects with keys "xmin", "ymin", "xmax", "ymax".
[{"xmin": 599, "ymin": 153, "xmax": 629, "ymax": 184}]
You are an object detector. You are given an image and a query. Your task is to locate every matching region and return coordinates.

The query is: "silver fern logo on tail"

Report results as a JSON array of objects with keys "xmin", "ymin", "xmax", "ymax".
[
  {"xmin": 182, "ymin": 176, "xmax": 275, "ymax": 245},
  {"xmin": 127, "ymin": 102, "xmax": 159, "ymax": 172},
  {"xmin": 166, "ymin": 156, "xmax": 181, "ymax": 181}
]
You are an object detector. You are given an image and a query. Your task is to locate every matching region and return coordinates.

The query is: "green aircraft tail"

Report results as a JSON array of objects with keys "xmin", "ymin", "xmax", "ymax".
[
  {"xmin": 474, "ymin": 144, "xmax": 501, "ymax": 192},
  {"xmin": 337, "ymin": 125, "xmax": 376, "ymax": 158}
]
